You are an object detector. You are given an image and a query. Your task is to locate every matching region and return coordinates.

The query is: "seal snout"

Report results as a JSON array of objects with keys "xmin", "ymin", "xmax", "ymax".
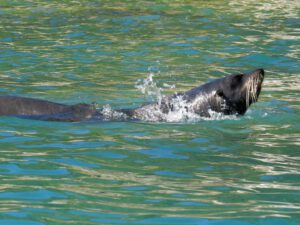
[
  {"xmin": 257, "ymin": 68, "xmax": 264, "ymax": 79},
  {"xmin": 257, "ymin": 68, "xmax": 264, "ymax": 75},
  {"xmin": 247, "ymin": 68, "xmax": 265, "ymax": 84},
  {"xmin": 249, "ymin": 68, "xmax": 264, "ymax": 77}
]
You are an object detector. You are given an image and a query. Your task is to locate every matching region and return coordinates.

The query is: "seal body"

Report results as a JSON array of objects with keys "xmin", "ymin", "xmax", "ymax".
[
  {"xmin": 0, "ymin": 69, "xmax": 264, "ymax": 122},
  {"xmin": 0, "ymin": 96, "xmax": 99, "ymax": 122}
]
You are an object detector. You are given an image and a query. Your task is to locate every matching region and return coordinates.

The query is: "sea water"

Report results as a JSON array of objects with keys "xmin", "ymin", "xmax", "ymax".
[{"xmin": 0, "ymin": 1, "xmax": 299, "ymax": 224}]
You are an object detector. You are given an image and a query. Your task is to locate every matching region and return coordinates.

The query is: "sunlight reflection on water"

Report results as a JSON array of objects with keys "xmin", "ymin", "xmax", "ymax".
[{"xmin": 0, "ymin": 0, "xmax": 299, "ymax": 224}]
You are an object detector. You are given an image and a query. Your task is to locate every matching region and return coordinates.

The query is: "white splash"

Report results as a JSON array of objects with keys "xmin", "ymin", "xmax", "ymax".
[
  {"xmin": 135, "ymin": 72, "xmax": 176, "ymax": 105},
  {"xmin": 101, "ymin": 104, "xmax": 127, "ymax": 121},
  {"xmin": 207, "ymin": 109, "xmax": 239, "ymax": 121},
  {"xmin": 135, "ymin": 73, "xmax": 162, "ymax": 100},
  {"xmin": 133, "ymin": 95, "xmax": 201, "ymax": 122}
]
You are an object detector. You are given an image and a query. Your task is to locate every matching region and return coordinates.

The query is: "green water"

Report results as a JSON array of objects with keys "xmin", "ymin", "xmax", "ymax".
[{"xmin": 0, "ymin": 0, "xmax": 300, "ymax": 224}]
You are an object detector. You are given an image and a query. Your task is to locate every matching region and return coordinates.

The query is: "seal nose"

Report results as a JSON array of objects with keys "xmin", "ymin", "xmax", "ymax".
[{"xmin": 248, "ymin": 68, "xmax": 264, "ymax": 78}]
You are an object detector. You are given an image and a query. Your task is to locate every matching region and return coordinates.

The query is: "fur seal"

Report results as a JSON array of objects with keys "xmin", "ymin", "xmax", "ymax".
[{"xmin": 0, "ymin": 68, "xmax": 264, "ymax": 122}]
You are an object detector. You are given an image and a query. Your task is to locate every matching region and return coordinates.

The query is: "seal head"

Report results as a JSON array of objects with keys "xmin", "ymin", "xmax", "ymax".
[
  {"xmin": 212, "ymin": 68, "xmax": 264, "ymax": 115},
  {"xmin": 129, "ymin": 68, "xmax": 265, "ymax": 120}
]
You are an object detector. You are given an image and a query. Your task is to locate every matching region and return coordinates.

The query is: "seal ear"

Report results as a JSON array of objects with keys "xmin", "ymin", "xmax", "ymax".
[{"xmin": 216, "ymin": 89, "xmax": 224, "ymax": 97}]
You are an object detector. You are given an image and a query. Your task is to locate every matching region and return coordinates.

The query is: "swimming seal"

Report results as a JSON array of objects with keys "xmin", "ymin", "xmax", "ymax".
[{"xmin": 0, "ymin": 68, "xmax": 264, "ymax": 122}]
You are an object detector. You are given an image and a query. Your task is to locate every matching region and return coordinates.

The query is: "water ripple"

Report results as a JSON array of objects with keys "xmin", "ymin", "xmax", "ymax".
[{"xmin": 0, "ymin": 1, "xmax": 299, "ymax": 224}]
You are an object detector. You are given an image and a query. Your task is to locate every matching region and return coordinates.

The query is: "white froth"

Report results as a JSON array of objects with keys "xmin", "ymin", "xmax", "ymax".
[
  {"xmin": 135, "ymin": 72, "xmax": 164, "ymax": 104},
  {"xmin": 101, "ymin": 104, "xmax": 128, "ymax": 121}
]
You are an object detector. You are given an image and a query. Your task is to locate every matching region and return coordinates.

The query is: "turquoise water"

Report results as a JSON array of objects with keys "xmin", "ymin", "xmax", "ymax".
[{"xmin": 0, "ymin": 1, "xmax": 300, "ymax": 224}]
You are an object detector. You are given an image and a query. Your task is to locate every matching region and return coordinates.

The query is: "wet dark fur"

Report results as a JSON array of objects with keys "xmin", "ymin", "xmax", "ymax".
[{"xmin": 0, "ymin": 69, "xmax": 264, "ymax": 122}]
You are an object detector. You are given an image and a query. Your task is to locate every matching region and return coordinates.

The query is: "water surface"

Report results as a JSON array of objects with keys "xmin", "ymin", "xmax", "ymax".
[{"xmin": 0, "ymin": 1, "xmax": 299, "ymax": 224}]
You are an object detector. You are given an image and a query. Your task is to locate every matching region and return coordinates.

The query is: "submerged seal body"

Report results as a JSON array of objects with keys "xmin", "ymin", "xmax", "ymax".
[
  {"xmin": 0, "ymin": 96, "xmax": 99, "ymax": 122},
  {"xmin": 0, "ymin": 68, "xmax": 264, "ymax": 122}
]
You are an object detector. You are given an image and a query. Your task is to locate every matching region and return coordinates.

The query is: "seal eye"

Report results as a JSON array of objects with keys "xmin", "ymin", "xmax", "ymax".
[
  {"xmin": 234, "ymin": 74, "xmax": 243, "ymax": 82},
  {"xmin": 231, "ymin": 74, "xmax": 243, "ymax": 89}
]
